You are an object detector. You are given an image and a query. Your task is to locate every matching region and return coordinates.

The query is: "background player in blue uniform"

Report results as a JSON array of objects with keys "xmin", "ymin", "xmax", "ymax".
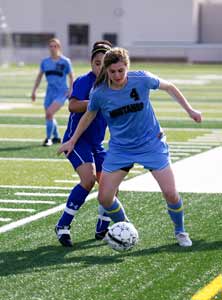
[
  {"xmin": 31, "ymin": 38, "xmax": 74, "ymax": 146},
  {"xmin": 55, "ymin": 41, "xmax": 125, "ymax": 247},
  {"xmin": 58, "ymin": 47, "xmax": 202, "ymax": 247}
]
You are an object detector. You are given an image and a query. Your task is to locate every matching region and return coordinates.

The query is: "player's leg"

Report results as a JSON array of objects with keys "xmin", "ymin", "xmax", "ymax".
[
  {"xmin": 56, "ymin": 163, "xmax": 96, "ymax": 246},
  {"xmin": 44, "ymin": 101, "xmax": 62, "ymax": 146},
  {"xmin": 98, "ymin": 170, "xmax": 129, "ymax": 223},
  {"xmin": 55, "ymin": 142, "xmax": 96, "ymax": 246},
  {"xmin": 93, "ymin": 147, "xmax": 111, "ymax": 239},
  {"xmin": 151, "ymin": 165, "xmax": 192, "ymax": 246}
]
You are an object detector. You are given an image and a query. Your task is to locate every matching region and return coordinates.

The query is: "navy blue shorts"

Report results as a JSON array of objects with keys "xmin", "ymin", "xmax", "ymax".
[{"xmin": 65, "ymin": 138, "xmax": 106, "ymax": 172}]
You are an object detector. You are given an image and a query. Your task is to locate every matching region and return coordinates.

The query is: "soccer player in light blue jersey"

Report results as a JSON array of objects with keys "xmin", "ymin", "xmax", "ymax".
[
  {"xmin": 31, "ymin": 38, "xmax": 74, "ymax": 146},
  {"xmin": 58, "ymin": 47, "xmax": 202, "ymax": 247},
  {"xmin": 55, "ymin": 41, "xmax": 127, "ymax": 247}
]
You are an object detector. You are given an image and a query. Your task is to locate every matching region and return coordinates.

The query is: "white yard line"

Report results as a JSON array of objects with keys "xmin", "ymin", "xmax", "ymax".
[
  {"xmin": 0, "ymin": 217, "xmax": 12, "ymax": 222},
  {"xmin": 170, "ymin": 148, "xmax": 201, "ymax": 153},
  {"xmin": 0, "ymin": 199, "xmax": 56, "ymax": 204},
  {"xmin": 0, "ymin": 208, "xmax": 35, "ymax": 212},
  {"xmin": 0, "ymin": 192, "xmax": 97, "ymax": 233},
  {"xmin": 0, "ymin": 124, "xmax": 67, "ymax": 129},
  {"xmin": 0, "ymin": 157, "xmax": 67, "ymax": 162},
  {"xmin": 0, "ymin": 113, "xmax": 68, "ymax": 118},
  {"xmin": 15, "ymin": 192, "xmax": 69, "ymax": 197},
  {"xmin": 0, "ymin": 138, "xmax": 42, "ymax": 142},
  {"xmin": 0, "ymin": 185, "xmax": 71, "ymax": 190},
  {"xmin": 54, "ymin": 180, "xmax": 78, "ymax": 183}
]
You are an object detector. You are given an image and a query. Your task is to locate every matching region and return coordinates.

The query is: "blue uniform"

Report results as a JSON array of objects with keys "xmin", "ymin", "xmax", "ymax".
[
  {"xmin": 88, "ymin": 71, "xmax": 170, "ymax": 172},
  {"xmin": 63, "ymin": 71, "xmax": 107, "ymax": 171},
  {"xmin": 40, "ymin": 55, "xmax": 73, "ymax": 108}
]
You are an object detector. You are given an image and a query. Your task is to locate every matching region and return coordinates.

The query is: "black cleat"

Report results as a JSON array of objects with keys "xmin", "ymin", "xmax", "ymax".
[
  {"xmin": 55, "ymin": 225, "xmax": 73, "ymax": 247},
  {"xmin": 52, "ymin": 137, "xmax": 61, "ymax": 144},
  {"xmin": 42, "ymin": 138, "xmax": 52, "ymax": 146},
  {"xmin": 95, "ymin": 229, "xmax": 108, "ymax": 240}
]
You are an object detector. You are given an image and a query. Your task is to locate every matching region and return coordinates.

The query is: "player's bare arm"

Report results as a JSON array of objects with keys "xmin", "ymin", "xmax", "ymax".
[
  {"xmin": 68, "ymin": 98, "xmax": 89, "ymax": 113},
  {"xmin": 31, "ymin": 71, "xmax": 43, "ymax": 101},
  {"xmin": 58, "ymin": 110, "xmax": 97, "ymax": 156},
  {"xmin": 159, "ymin": 79, "xmax": 202, "ymax": 123}
]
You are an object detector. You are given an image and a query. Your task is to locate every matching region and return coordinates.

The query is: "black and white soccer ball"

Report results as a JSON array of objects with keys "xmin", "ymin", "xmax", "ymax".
[{"xmin": 105, "ymin": 222, "xmax": 139, "ymax": 252}]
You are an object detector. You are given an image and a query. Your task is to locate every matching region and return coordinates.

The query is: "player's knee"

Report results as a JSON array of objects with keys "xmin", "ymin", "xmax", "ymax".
[
  {"xmin": 46, "ymin": 110, "xmax": 53, "ymax": 120},
  {"xmin": 98, "ymin": 192, "xmax": 112, "ymax": 207},
  {"xmin": 80, "ymin": 176, "xmax": 96, "ymax": 191},
  {"xmin": 163, "ymin": 189, "xmax": 179, "ymax": 203}
]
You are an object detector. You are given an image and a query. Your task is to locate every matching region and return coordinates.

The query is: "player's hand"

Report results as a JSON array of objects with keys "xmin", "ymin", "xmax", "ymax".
[
  {"xmin": 57, "ymin": 140, "xmax": 75, "ymax": 157},
  {"xmin": 31, "ymin": 92, "xmax": 36, "ymax": 102},
  {"xmin": 188, "ymin": 109, "xmax": 202, "ymax": 123}
]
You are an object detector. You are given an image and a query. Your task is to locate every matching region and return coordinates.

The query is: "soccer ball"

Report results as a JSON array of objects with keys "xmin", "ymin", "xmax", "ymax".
[{"xmin": 105, "ymin": 222, "xmax": 139, "ymax": 252}]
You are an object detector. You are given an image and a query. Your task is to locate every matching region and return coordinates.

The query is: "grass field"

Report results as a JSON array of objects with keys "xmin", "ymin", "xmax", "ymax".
[{"xmin": 0, "ymin": 62, "xmax": 221, "ymax": 300}]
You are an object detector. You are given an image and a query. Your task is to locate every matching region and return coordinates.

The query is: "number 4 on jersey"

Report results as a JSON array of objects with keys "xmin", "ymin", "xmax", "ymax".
[{"xmin": 130, "ymin": 88, "xmax": 140, "ymax": 101}]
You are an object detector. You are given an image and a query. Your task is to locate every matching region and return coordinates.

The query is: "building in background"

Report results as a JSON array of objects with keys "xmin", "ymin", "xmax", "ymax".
[{"xmin": 0, "ymin": 0, "xmax": 222, "ymax": 63}]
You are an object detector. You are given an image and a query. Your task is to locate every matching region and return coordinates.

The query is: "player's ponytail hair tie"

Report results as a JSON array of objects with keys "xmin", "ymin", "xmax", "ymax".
[{"xmin": 91, "ymin": 40, "xmax": 112, "ymax": 61}]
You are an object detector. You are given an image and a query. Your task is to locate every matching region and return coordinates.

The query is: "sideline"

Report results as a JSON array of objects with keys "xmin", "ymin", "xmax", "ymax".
[
  {"xmin": 120, "ymin": 146, "xmax": 222, "ymax": 193},
  {"xmin": 192, "ymin": 274, "xmax": 222, "ymax": 300}
]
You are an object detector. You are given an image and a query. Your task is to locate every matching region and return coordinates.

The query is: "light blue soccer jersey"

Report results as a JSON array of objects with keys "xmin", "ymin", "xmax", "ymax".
[
  {"xmin": 40, "ymin": 55, "xmax": 72, "ymax": 93},
  {"xmin": 88, "ymin": 71, "xmax": 163, "ymax": 153}
]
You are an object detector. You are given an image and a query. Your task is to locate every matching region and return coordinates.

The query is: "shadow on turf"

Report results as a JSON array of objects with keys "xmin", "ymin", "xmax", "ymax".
[
  {"xmin": 0, "ymin": 238, "xmax": 123, "ymax": 277},
  {"xmin": 0, "ymin": 144, "xmax": 42, "ymax": 152},
  {"xmin": 0, "ymin": 239, "xmax": 221, "ymax": 277},
  {"xmin": 127, "ymin": 239, "xmax": 222, "ymax": 257}
]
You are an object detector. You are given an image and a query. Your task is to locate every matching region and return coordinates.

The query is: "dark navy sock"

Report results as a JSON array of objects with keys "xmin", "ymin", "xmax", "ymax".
[{"xmin": 57, "ymin": 184, "xmax": 89, "ymax": 227}]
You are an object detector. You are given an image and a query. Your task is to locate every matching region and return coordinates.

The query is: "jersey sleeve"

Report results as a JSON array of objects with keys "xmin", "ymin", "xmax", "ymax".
[
  {"xmin": 143, "ymin": 71, "xmax": 160, "ymax": 90},
  {"xmin": 70, "ymin": 77, "xmax": 86, "ymax": 100},
  {"xmin": 65, "ymin": 58, "xmax": 73, "ymax": 74},
  {"xmin": 40, "ymin": 59, "xmax": 45, "ymax": 73},
  {"xmin": 87, "ymin": 89, "xmax": 100, "ymax": 112}
]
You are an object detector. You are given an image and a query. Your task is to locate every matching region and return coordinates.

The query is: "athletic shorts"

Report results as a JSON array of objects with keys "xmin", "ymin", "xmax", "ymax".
[
  {"xmin": 102, "ymin": 138, "xmax": 170, "ymax": 173},
  {"xmin": 44, "ymin": 89, "xmax": 68, "ymax": 109},
  {"xmin": 64, "ymin": 138, "xmax": 106, "ymax": 172}
]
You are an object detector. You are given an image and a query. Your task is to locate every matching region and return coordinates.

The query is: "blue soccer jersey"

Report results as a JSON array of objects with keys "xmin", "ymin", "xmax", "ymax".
[
  {"xmin": 63, "ymin": 71, "xmax": 107, "ymax": 146},
  {"xmin": 88, "ymin": 71, "xmax": 162, "ymax": 153},
  {"xmin": 40, "ymin": 55, "xmax": 73, "ymax": 93}
]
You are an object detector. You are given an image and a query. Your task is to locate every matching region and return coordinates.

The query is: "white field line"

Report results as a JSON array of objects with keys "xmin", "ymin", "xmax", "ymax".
[
  {"xmin": 169, "ymin": 145, "xmax": 212, "ymax": 149},
  {"xmin": 0, "ymin": 113, "xmax": 68, "ymax": 118},
  {"xmin": 170, "ymin": 148, "xmax": 201, "ymax": 153},
  {"xmin": 0, "ymin": 185, "xmax": 71, "ymax": 190},
  {"xmin": 169, "ymin": 152, "xmax": 190, "ymax": 156},
  {"xmin": 0, "ymin": 124, "xmax": 67, "ymax": 129},
  {"xmin": 0, "ymin": 218, "xmax": 12, "ymax": 222},
  {"xmin": 168, "ymin": 141, "xmax": 219, "ymax": 145},
  {"xmin": 54, "ymin": 180, "xmax": 78, "ymax": 183},
  {"xmin": 0, "ymin": 138, "xmax": 42, "ymax": 142},
  {"xmin": 0, "ymin": 113, "xmax": 221, "ymax": 121},
  {"xmin": 0, "ymin": 157, "xmax": 67, "ymax": 162},
  {"xmin": 1, "ymin": 124, "xmax": 221, "ymax": 132},
  {"xmin": 129, "ymin": 170, "xmax": 142, "ymax": 174},
  {"xmin": 0, "ymin": 208, "xmax": 35, "ymax": 212},
  {"xmin": 0, "ymin": 199, "xmax": 56, "ymax": 204},
  {"xmin": 15, "ymin": 192, "xmax": 69, "ymax": 197},
  {"xmin": 0, "ymin": 192, "xmax": 97, "ymax": 234},
  {"xmin": 158, "ymin": 117, "xmax": 222, "ymax": 121},
  {"xmin": 156, "ymin": 108, "xmax": 222, "ymax": 113}
]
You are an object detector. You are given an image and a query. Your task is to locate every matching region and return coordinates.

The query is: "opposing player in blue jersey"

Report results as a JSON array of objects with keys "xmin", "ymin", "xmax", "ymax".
[
  {"xmin": 55, "ymin": 41, "xmax": 125, "ymax": 247},
  {"xmin": 58, "ymin": 47, "xmax": 202, "ymax": 247},
  {"xmin": 31, "ymin": 38, "xmax": 74, "ymax": 146}
]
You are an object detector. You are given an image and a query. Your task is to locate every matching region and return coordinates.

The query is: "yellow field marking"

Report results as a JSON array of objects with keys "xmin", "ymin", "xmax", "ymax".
[{"xmin": 192, "ymin": 274, "xmax": 222, "ymax": 300}]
